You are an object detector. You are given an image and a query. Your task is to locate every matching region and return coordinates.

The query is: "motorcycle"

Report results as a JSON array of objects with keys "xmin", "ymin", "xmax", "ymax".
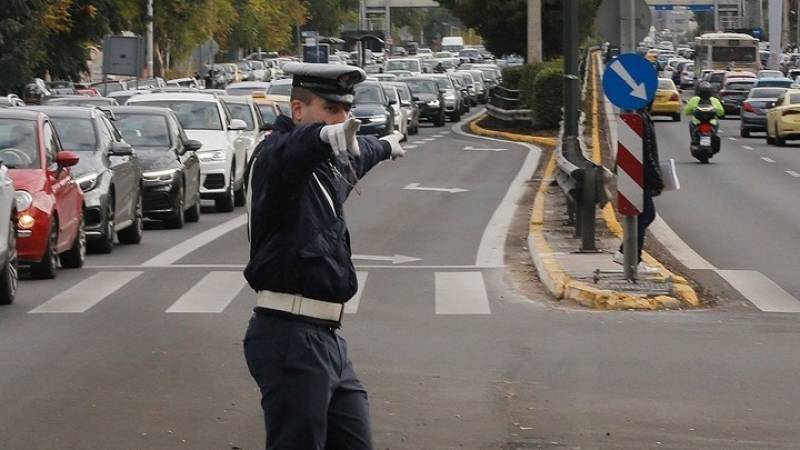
[{"xmin": 690, "ymin": 104, "xmax": 721, "ymax": 163}]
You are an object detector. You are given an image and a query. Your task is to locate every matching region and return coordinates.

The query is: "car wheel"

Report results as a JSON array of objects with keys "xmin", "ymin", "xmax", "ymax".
[
  {"xmin": 740, "ymin": 128, "xmax": 750, "ymax": 138},
  {"xmin": 88, "ymin": 202, "xmax": 113, "ymax": 254},
  {"xmin": 60, "ymin": 217, "xmax": 85, "ymax": 269},
  {"xmin": 0, "ymin": 215, "xmax": 18, "ymax": 305},
  {"xmin": 672, "ymin": 114, "xmax": 680, "ymax": 122},
  {"xmin": 31, "ymin": 220, "xmax": 58, "ymax": 280},
  {"xmin": 184, "ymin": 188, "xmax": 201, "ymax": 223},
  {"xmin": 165, "ymin": 182, "xmax": 185, "ymax": 229},
  {"xmin": 215, "ymin": 180, "xmax": 235, "ymax": 213},
  {"xmin": 118, "ymin": 191, "xmax": 143, "ymax": 244},
  {"xmin": 434, "ymin": 112, "xmax": 445, "ymax": 127}
]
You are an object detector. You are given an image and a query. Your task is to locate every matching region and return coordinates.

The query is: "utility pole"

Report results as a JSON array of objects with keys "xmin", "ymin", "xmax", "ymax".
[
  {"xmin": 714, "ymin": 0, "xmax": 720, "ymax": 30},
  {"xmin": 770, "ymin": 0, "xmax": 782, "ymax": 69},
  {"xmin": 563, "ymin": 0, "xmax": 579, "ymax": 144},
  {"xmin": 528, "ymin": 0, "xmax": 542, "ymax": 63},
  {"xmin": 146, "ymin": 0, "xmax": 154, "ymax": 78}
]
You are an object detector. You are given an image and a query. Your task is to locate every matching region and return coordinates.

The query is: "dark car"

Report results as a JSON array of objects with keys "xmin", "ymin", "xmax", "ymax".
[
  {"xmin": 397, "ymin": 77, "xmax": 446, "ymax": 127},
  {"xmin": 42, "ymin": 96, "xmax": 119, "ymax": 108},
  {"xmin": 351, "ymin": 80, "xmax": 395, "ymax": 137},
  {"xmin": 27, "ymin": 106, "xmax": 143, "ymax": 253},
  {"xmin": 110, "ymin": 106, "xmax": 202, "ymax": 228},
  {"xmin": 672, "ymin": 61, "xmax": 691, "ymax": 86},
  {"xmin": 740, "ymin": 87, "xmax": 787, "ymax": 137},
  {"xmin": 429, "ymin": 74, "xmax": 463, "ymax": 121},
  {"xmin": 719, "ymin": 79, "xmax": 756, "ymax": 115},
  {"xmin": 706, "ymin": 70, "xmax": 727, "ymax": 94}
]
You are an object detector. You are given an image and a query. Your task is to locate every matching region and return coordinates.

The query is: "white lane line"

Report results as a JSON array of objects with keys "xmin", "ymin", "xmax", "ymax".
[
  {"xmin": 743, "ymin": 146, "xmax": 754, "ymax": 151},
  {"xmin": 435, "ymin": 272, "xmax": 491, "ymax": 314},
  {"xmin": 29, "ymin": 271, "xmax": 142, "ymax": 313},
  {"xmin": 649, "ymin": 216, "xmax": 717, "ymax": 270},
  {"xmin": 142, "ymin": 214, "xmax": 246, "ymax": 266},
  {"xmin": 787, "ymin": 170, "xmax": 800, "ymax": 177},
  {"xmin": 344, "ymin": 272, "xmax": 368, "ymax": 314},
  {"xmin": 715, "ymin": 270, "xmax": 800, "ymax": 313},
  {"xmin": 87, "ymin": 264, "xmax": 506, "ymax": 270},
  {"xmin": 166, "ymin": 271, "xmax": 247, "ymax": 313},
  {"xmin": 404, "ymin": 145, "xmax": 418, "ymax": 149},
  {"xmin": 761, "ymin": 157, "xmax": 775, "ymax": 163},
  {"xmin": 728, "ymin": 137, "xmax": 737, "ymax": 141},
  {"xmin": 432, "ymin": 134, "xmax": 445, "ymax": 138}
]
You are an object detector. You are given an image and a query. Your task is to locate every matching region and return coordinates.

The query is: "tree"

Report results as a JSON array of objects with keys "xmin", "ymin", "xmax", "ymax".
[
  {"xmin": 436, "ymin": 0, "xmax": 601, "ymax": 59},
  {"xmin": 0, "ymin": 0, "xmax": 47, "ymax": 93},
  {"xmin": 228, "ymin": 0, "xmax": 307, "ymax": 51},
  {"xmin": 303, "ymin": 0, "xmax": 358, "ymax": 37}
]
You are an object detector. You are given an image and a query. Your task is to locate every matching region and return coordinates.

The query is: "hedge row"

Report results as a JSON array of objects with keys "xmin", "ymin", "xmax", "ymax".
[{"xmin": 501, "ymin": 60, "xmax": 564, "ymax": 130}]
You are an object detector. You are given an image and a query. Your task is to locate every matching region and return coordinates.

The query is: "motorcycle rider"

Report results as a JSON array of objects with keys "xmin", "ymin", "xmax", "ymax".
[{"xmin": 683, "ymin": 81, "xmax": 725, "ymax": 145}]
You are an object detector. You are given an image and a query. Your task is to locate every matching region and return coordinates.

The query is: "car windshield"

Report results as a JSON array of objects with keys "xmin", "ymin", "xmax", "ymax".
[
  {"xmin": 386, "ymin": 60, "xmax": 420, "ymax": 72},
  {"xmin": 114, "ymin": 114, "xmax": 172, "ymax": 147},
  {"xmin": 256, "ymin": 104, "xmax": 278, "ymax": 124},
  {"xmin": 393, "ymin": 86, "xmax": 411, "ymax": 101},
  {"xmin": 49, "ymin": 117, "xmax": 97, "ymax": 152},
  {"xmin": 383, "ymin": 87, "xmax": 398, "ymax": 102},
  {"xmin": 354, "ymin": 85, "xmax": 384, "ymax": 104},
  {"xmin": 134, "ymin": 100, "xmax": 222, "ymax": 130},
  {"xmin": 403, "ymin": 79, "xmax": 438, "ymax": 94},
  {"xmin": 758, "ymin": 80, "xmax": 792, "ymax": 88},
  {"xmin": 46, "ymin": 98, "xmax": 116, "ymax": 107},
  {"xmin": 226, "ymin": 87, "xmax": 265, "ymax": 96},
  {"xmin": 0, "ymin": 119, "xmax": 40, "ymax": 168},
  {"xmin": 658, "ymin": 79, "xmax": 675, "ymax": 90},
  {"xmin": 224, "ymin": 103, "xmax": 255, "ymax": 130},
  {"xmin": 749, "ymin": 88, "xmax": 786, "ymax": 99},
  {"xmin": 267, "ymin": 82, "xmax": 292, "ymax": 96},
  {"xmin": 791, "ymin": 94, "xmax": 800, "ymax": 104},
  {"xmin": 759, "ymin": 71, "xmax": 783, "ymax": 78},
  {"xmin": 725, "ymin": 81, "xmax": 755, "ymax": 90},
  {"xmin": 434, "ymin": 78, "xmax": 453, "ymax": 89}
]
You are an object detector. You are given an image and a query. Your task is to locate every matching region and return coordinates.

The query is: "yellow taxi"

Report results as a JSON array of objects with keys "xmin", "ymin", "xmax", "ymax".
[
  {"xmin": 766, "ymin": 88, "xmax": 800, "ymax": 146},
  {"xmin": 645, "ymin": 48, "xmax": 660, "ymax": 63},
  {"xmin": 251, "ymin": 92, "xmax": 285, "ymax": 126},
  {"xmin": 651, "ymin": 78, "xmax": 682, "ymax": 121}
]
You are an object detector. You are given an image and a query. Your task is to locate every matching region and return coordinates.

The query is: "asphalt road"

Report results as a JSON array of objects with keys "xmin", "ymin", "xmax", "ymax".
[{"xmin": 2, "ymin": 110, "xmax": 800, "ymax": 449}]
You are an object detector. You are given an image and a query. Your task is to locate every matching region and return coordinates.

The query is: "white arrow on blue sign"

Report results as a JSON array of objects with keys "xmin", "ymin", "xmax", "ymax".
[{"xmin": 602, "ymin": 53, "xmax": 658, "ymax": 110}]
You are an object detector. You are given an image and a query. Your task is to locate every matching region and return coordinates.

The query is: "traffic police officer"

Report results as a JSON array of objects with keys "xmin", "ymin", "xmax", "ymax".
[{"xmin": 243, "ymin": 62, "xmax": 405, "ymax": 449}]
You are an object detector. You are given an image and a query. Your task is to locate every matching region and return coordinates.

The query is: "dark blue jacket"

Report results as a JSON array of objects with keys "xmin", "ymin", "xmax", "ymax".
[{"xmin": 245, "ymin": 115, "xmax": 391, "ymax": 303}]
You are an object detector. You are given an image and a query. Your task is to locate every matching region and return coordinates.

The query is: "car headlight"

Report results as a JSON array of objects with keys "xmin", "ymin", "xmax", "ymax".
[
  {"xmin": 427, "ymin": 100, "xmax": 440, "ymax": 107},
  {"xmin": 369, "ymin": 115, "xmax": 387, "ymax": 123},
  {"xmin": 14, "ymin": 190, "xmax": 32, "ymax": 212},
  {"xmin": 143, "ymin": 168, "xmax": 179, "ymax": 182},
  {"xmin": 76, "ymin": 173, "xmax": 100, "ymax": 192},
  {"xmin": 198, "ymin": 150, "xmax": 227, "ymax": 162}
]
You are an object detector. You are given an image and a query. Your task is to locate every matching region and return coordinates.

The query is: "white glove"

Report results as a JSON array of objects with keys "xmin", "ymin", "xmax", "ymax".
[
  {"xmin": 320, "ymin": 118, "xmax": 361, "ymax": 157},
  {"xmin": 379, "ymin": 133, "xmax": 406, "ymax": 160}
]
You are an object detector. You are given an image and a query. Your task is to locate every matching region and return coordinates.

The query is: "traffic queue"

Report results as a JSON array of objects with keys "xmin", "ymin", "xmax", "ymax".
[{"xmin": 0, "ymin": 50, "xmax": 503, "ymax": 306}]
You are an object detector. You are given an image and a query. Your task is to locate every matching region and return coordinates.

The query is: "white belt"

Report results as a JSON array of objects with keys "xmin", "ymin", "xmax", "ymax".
[{"xmin": 256, "ymin": 291, "xmax": 344, "ymax": 322}]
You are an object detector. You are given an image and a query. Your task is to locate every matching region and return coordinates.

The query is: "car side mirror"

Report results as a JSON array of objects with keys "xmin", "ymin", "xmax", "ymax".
[
  {"xmin": 184, "ymin": 139, "xmax": 202, "ymax": 152},
  {"xmin": 110, "ymin": 141, "xmax": 133, "ymax": 156},
  {"xmin": 412, "ymin": 96, "xmax": 420, "ymax": 101},
  {"xmin": 229, "ymin": 119, "xmax": 247, "ymax": 131},
  {"xmin": 56, "ymin": 151, "xmax": 80, "ymax": 168},
  {"xmin": 401, "ymin": 100, "xmax": 411, "ymax": 107},
  {"xmin": 260, "ymin": 123, "xmax": 274, "ymax": 132},
  {"xmin": 388, "ymin": 99, "xmax": 397, "ymax": 105}
]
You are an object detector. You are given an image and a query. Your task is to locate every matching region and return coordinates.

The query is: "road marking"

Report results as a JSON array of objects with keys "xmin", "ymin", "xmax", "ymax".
[
  {"xmin": 435, "ymin": 272, "xmax": 491, "ymax": 314},
  {"xmin": 432, "ymin": 134, "xmax": 445, "ymax": 138},
  {"xmin": 649, "ymin": 216, "xmax": 717, "ymax": 270},
  {"xmin": 344, "ymin": 272, "xmax": 368, "ymax": 314},
  {"xmin": 29, "ymin": 271, "xmax": 142, "ymax": 313},
  {"xmin": 787, "ymin": 170, "xmax": 800, "ymax": 177},
  {"xmin": 463, "ymin": 146, "xmax": 508, "ymax": 152},
  {"xmin": 728, "ymin": 137, "xmax": 737, "ymax": 141},
  {"xmin": 403, "ymin": 183, "xmax": 468, "ymax": 193},
  {"xmin": 404, "ymin": 145, "xmax": 418, "ymax": 149},
  {"xmin": 166, "ymin": 271, "xmax": 247, "ymax": 313},
  {"xmin": 352, "ymin": 254, "xmax": 421, "ymax": 264},
  {"xmin": 142, "ymin": 214, "xmax": 246, "ymax": 266},
  {"xmin": 761, "ymin": 157, "xmax": 775, "ymax": 163},
  {"xmin": 743, "ymin": 146, "xmax": 754, "ymax": 151},
  {"xmin": 87, "ymin": 263, "xmax": 506, "ymax": 270},
  {"xmin": 715, "ymin": 270, "xmax": 800, "ymax": 313}
]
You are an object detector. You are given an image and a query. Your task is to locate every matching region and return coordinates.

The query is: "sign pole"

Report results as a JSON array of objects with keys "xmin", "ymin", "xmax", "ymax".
[{"xmin": 620, "ymin": 0, "xmax": 638, "ymax": 282}]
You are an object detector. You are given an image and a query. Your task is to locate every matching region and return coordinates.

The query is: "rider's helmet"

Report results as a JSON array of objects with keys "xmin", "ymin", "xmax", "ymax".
[{"xmin": 696, "ymin": 81, "xmax": 713, "ymax": 100}]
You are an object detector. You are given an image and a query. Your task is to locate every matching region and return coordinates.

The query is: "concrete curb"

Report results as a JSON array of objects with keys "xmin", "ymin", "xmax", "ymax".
[{"xmin": 469, "ymin": 116, "xmax": 557, "ymax": 147}]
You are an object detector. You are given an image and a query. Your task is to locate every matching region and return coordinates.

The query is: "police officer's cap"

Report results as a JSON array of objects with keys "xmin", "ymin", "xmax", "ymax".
[{"xmin": 283, "ymin": 62, "xmax": 367, "ymax": 105}]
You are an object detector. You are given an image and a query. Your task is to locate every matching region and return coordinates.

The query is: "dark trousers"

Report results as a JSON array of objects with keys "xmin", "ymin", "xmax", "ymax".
[
  {"xmin": 619, "ymin": 190, "xmax": 656, "ymax": 262},
  {"xmin": 244, "ymin": 312, "xmax": 373, "ymax": 450}
]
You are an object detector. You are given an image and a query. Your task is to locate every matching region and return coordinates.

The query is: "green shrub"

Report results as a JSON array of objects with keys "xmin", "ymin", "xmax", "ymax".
[
  {"xmin": 516, "ymin": 59, "xmax": 563, "ymax": 108},
  {"xmin": 531, "ymin": 67, "xmax": 564, "ymax": 130},
  {"xmin": 501, "ymin": 66, "xmax": 527, "ymax": 90}
]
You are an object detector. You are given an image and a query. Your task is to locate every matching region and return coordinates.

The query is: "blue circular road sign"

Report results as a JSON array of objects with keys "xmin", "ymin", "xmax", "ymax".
[{"xmin": 602, "ymin": 53, "xmax": 658, "ymax": 110}]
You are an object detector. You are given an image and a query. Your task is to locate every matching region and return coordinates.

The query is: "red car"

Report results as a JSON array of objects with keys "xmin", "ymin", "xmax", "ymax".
[{"xmin": 0, "ymin": 109, "xmax": 85, "ymax": 279}]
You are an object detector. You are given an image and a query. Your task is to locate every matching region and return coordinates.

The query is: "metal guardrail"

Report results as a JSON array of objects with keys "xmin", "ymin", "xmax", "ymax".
[{"xmin": 485, "ymin": 86, "xmax": 532, "ymax": 123}]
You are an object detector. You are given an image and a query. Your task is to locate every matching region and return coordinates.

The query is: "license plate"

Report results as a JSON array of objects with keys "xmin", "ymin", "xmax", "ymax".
[{"xmin": 700, "ymin": 136, "xmax": 711, "ymax": 146}]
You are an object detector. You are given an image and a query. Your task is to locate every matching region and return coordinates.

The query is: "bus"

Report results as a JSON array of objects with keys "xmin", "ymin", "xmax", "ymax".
[{"xmin": 694, "ymin": 32, "xmax": 760, "ymax": 76}]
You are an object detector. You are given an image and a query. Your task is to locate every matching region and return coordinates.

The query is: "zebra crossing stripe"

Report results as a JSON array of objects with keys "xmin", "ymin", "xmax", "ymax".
[
  {"xmin": 29, "ymin": 271, "xmax": 143, "ymax": 314},
  {"xmin": 434, "ymin": 272, "xmax": 491, "ymax": 314},
  {"xmin": 344, "ymin": 272, "xmax": 368, "ymax": 314},
  {"xmin": 166, "ymin": 271, "xmax": 247, "ymax": 313}
]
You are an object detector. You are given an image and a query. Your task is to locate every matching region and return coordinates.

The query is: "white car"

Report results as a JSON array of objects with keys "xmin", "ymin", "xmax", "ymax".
[
  {"xmin": 0, "ymin": 161, "xmax": 16, "ymax": 305},
  {"xmin": 248, "ymin": 60, "xmax": 270, "ymax": 81},
  {"xmin": 680, "ymin": 64, "xmax": 695, "ymax": 89},
  {"xmin": 128, "ymin": 93, "xmax": 248, "ymax": 212},
  {"xmin": 381, "ymin": 85, "xmax": 408, "ymax": 141},
  {"xmin": 385, "ymin": 58, "xmax": 422, "ymax": 76},
  {"xmin": 219, "ymin": 96, "xmax": 268, "ymax": 164}
]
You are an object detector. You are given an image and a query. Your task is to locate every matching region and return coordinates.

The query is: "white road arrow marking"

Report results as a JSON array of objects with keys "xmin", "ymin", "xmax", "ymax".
[
  {"xmin": 403, "ymin": 183, "xmax": 469, "ymax": 194},
  {"xmin": 351, "ymin": 254, "xmax": 422, "ymax": 264},
  {"xmin": 464, "ymin": 146, "xmax": 508, "ymax": 152},
  {"xmin": 610, "ymin": 59, "xmax": 648, "ymax": 100}
]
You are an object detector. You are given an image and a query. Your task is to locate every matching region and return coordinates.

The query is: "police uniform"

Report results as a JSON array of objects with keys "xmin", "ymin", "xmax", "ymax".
[{"xmin": 243, "ymin": 63, "xmax": 392, "ymax": 450}]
